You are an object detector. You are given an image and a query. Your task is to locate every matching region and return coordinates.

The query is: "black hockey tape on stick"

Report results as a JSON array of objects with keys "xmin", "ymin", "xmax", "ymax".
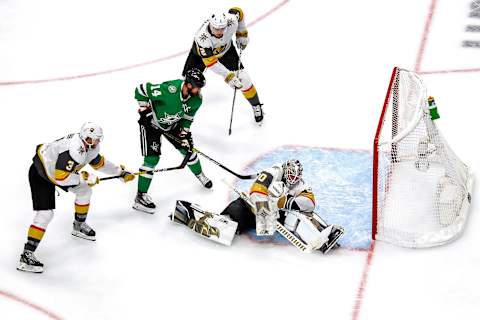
[
  {"xmin": 163, "ymin": 132, "xmax": 258, "ymax": 180},
  {"xmin": 99, "ymin": 152, "xmax": 191, "ymax": 181}
]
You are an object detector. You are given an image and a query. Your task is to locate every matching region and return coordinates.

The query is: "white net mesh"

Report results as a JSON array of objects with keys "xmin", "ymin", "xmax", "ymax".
[{"xmin": 374, "ymin": 68, "xmax": 474, "ymax": 248}]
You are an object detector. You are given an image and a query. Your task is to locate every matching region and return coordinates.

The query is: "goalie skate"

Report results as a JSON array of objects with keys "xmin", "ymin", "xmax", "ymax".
[{"xmin": 319, "ymin": 225, "xmax": 344, "ymax": 254}]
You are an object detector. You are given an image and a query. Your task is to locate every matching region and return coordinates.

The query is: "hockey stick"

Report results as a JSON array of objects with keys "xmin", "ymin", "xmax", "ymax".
[
  {"xmin": 163, "ymin": 132, "xmax": 258, "ymax": 180},
  {"xmin": 222, "ymin": 180, "xmax": 314, "ymax": 253},
  {"xmin": 228, "ymin": 49, "xmax": 243, "ymax": 136},
  {"xmin": 99, "ymin": 152, "xmax": 191, "ymax": 181}
]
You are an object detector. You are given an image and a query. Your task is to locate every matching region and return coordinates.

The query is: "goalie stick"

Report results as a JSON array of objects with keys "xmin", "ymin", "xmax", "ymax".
[
  {"xmin": 99, "ymin": 152, "xmax": 191, "ymax": 181},
  {"xmin": 163, "ymin": 132, "xmax": 258, "ymax": 180},
  {"xmin": 222, "ymin": 180, "xmax": 315, "ymax": 253}
]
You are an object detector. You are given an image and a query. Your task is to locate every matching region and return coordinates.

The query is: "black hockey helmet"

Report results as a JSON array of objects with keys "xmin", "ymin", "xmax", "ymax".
[{"xmin": 185, "ymin": 68, "xmax": 206, "ymax": 88}]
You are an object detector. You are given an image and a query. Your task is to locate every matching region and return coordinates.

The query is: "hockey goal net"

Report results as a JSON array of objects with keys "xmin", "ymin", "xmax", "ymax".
[{"xmin": 372, "ymin": 67, "xmax": 474, "ymax": 248}]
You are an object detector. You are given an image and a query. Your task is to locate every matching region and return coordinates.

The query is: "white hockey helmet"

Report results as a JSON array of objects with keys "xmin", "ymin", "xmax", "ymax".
[
  {"xmin": 209, "ymin": 11, "xmax": 228, "ymax": 30},
  {"xmin": 282, "ymin": 159, "xmax": 303, "ymax": 187},
  {"xmin": 80, "ymin": 122, "xmax": 103, "ymax": 146}
]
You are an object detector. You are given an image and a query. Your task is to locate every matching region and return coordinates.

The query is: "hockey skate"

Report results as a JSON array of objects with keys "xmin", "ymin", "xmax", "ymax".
[
  {"xmin": 17, "ymin": 250, "xmax": 44, "ymax": 273},
  {"xmin": 132, "ymin": 192, "xmax": 156, "ymax": 214},
  {"xmin": 195, "ymin": 172, "xmax": 213, "ymax": 189},
  {"xmin": 72, "ymin": 221, "xmax": 96, "ymax": 241},
  {"xmin": 319, "ymin": 225, "xmax": 344, "ymax": 254},
  {"xmin": 252, "ymin": 104, "xmax": 264, "ymax": 125}
]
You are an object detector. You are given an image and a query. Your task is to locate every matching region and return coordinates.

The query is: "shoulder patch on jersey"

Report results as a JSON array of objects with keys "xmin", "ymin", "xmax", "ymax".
[
  {"xmin": 199, "ymin": 33, "xmax": 209, "ymax": 42},
  {"xmin": 168, "ymin": 85, "xmax": 177, "ymax": 94}
]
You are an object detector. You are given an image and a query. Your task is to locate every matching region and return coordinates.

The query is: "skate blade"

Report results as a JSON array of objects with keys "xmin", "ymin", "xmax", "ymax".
[
  {"xmin": 71, "ymin": 230, "xmax": 96, "ymax": 241},
  {"xmin": 132, "ymin": 203, "xmax": 156, "ymax": 214},
  {"xmin": 17, "ymin": 262, "xmax": 43, "ymax": 273}
]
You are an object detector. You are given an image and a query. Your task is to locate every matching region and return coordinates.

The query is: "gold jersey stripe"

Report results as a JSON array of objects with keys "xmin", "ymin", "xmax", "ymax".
[
  {"xmin": 299, "ymin": 191, "xmax": 316, "ymax": 205},
  {"xmin": 90, "ymin": 155, "xmax": 105, "ymax": 170},
  {"xmin": 37, "ymin": 144, "xmax": 58, "ymax": 185},
  {"xmin": 203, "ymin": 56, "xmax": 218, "ymax": 68},
  {"xmin": 54, "ymin": 169, "xmax": 71, "ymax": 181},
  {"xmin": 242, "ymin": 85, "xmax": 257, "ymax": 99},
  {"xmin": 28, "ymin": 225, "xmax": 45, "ymax": 240},
  {"xmin": 250, "ymin": 182, "xmax": 268, "ymax": 195}
]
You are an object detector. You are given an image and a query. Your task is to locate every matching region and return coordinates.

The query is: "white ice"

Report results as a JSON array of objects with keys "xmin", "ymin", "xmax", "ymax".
[{"xmin": 0, "ymin": 0, "xmax": 478, "ymax": 319}]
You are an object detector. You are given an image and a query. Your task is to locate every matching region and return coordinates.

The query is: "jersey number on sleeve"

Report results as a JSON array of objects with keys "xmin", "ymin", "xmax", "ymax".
[
  {"xmin": 257, "ymin": 173, "xmax": 268, "ymax": 182},
  {"xmin": 150, "ymin": 84, "xmax": 162, "ymax": 97}
]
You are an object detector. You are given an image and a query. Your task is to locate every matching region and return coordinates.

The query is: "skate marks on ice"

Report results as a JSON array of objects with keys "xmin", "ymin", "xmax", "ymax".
[{"xmin": 235, "ymin": 145, "xmax": 372, "ymax": 250}]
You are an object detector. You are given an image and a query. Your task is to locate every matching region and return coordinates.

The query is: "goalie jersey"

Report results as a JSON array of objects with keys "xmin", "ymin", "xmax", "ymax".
[
  {"xmin": 249, "ymin": 166, "xmax": 316, "ymax": 214},
  {"xmin": 33, "ymin": 133, "xmax": 122, "ymax": 188}
]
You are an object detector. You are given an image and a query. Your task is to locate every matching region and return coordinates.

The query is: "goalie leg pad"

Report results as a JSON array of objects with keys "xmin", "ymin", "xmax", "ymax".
[
  {"xmin": 284, "ymin": 210, "xmax": 331, "ymax": 250},
  {"xmin": 172, "ymin": 201, "xmax": 238, "ymax": 246},
  {"xmin": 255, "ymin": 200, "xmax": 278, "ymax": 236}
]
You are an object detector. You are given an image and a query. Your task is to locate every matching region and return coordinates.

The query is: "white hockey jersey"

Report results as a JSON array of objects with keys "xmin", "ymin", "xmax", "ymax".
[
  {"xmin": 34, "ymin": 133, "xmax": 122, "ymax": 187},
  {"xmin": 249, "ymin": 166, "xmax": 316, "ymax": 213},
  {"xmin": 194, "ymin": 7, "xmax": 247, "ymax": 78}
]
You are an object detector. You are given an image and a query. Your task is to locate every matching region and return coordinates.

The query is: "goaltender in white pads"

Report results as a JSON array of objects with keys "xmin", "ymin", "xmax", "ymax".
[{"xmin": 170, "ymin": 159, "xmax": 344, "ymax": 253}]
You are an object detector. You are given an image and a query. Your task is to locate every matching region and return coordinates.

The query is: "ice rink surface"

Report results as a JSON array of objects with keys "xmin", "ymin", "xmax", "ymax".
[{"xmin": 0, "ymin": 0, "xmax": 478, "ymax": 319}]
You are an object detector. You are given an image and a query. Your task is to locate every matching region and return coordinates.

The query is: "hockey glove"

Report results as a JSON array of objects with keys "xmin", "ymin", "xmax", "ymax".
[
  {"xmin": 137, "ymin": 100, "xmax": 152, "ymax": 113},
  {"xmin": 80, "ymin": 171, "xmax": 99, "ymax": 187},
  {"xmin": 236, "ymin": 35, "xmax": 249, "ymax": 50},
  {"xmin": 118, "ymin": 165, "xmax": 135, "ymax": 183},
  {"xmin": 176, "ymin": 128, "xmax": 193, "ymax": 151},
  {"xmin": 225, "ymin": 72, "xmax": 243, "ymax": 89}
]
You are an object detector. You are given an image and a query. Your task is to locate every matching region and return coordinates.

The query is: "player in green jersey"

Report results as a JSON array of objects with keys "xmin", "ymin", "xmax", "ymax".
[{"xmin": 133, "ymin": 68, "xmax": 212, "ymax": 214}]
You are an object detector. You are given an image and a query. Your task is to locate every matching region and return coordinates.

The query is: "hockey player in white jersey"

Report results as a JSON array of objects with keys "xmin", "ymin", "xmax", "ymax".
[
  {"xmin": 17, "ymin": 122, "xmax": 135, "ymax": 273},
  {"xmin": 182, "ymin": 7, "xmax": 264, "ymax": 124},
  {"xmin": 171, "ymin": 160, "xmax": 344, "ymax": 253}
]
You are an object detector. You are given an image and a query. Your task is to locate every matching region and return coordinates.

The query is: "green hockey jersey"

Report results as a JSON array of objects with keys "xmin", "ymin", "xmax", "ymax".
[{"xmin": 135, "ymin": 80, "xmax": 202, "ymax": 131}]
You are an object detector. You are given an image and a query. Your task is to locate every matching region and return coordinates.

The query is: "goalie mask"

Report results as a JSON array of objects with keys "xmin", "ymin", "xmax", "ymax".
[
  {"xmin": 282, "ymin": 159, "xmax": 303, "ymax": 187},
  {"xmin": 80, "ymin": 122, "xmax": 103, "ymax": 147}
]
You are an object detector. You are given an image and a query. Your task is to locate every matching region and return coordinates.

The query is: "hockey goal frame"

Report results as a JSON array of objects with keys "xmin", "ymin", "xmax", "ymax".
[
  {"xmin": 372, "ymin": 67, "xmax": 473, "ymax": 246},
  {"xmin": 372, "ymin": 67, "xmax": 398, "ymax": 240}
]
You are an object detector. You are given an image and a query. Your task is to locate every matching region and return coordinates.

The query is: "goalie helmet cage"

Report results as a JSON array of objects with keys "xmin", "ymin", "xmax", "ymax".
[{"xmin": 372, "ymin": 67, "xmax": 474, "ymax": 248}]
